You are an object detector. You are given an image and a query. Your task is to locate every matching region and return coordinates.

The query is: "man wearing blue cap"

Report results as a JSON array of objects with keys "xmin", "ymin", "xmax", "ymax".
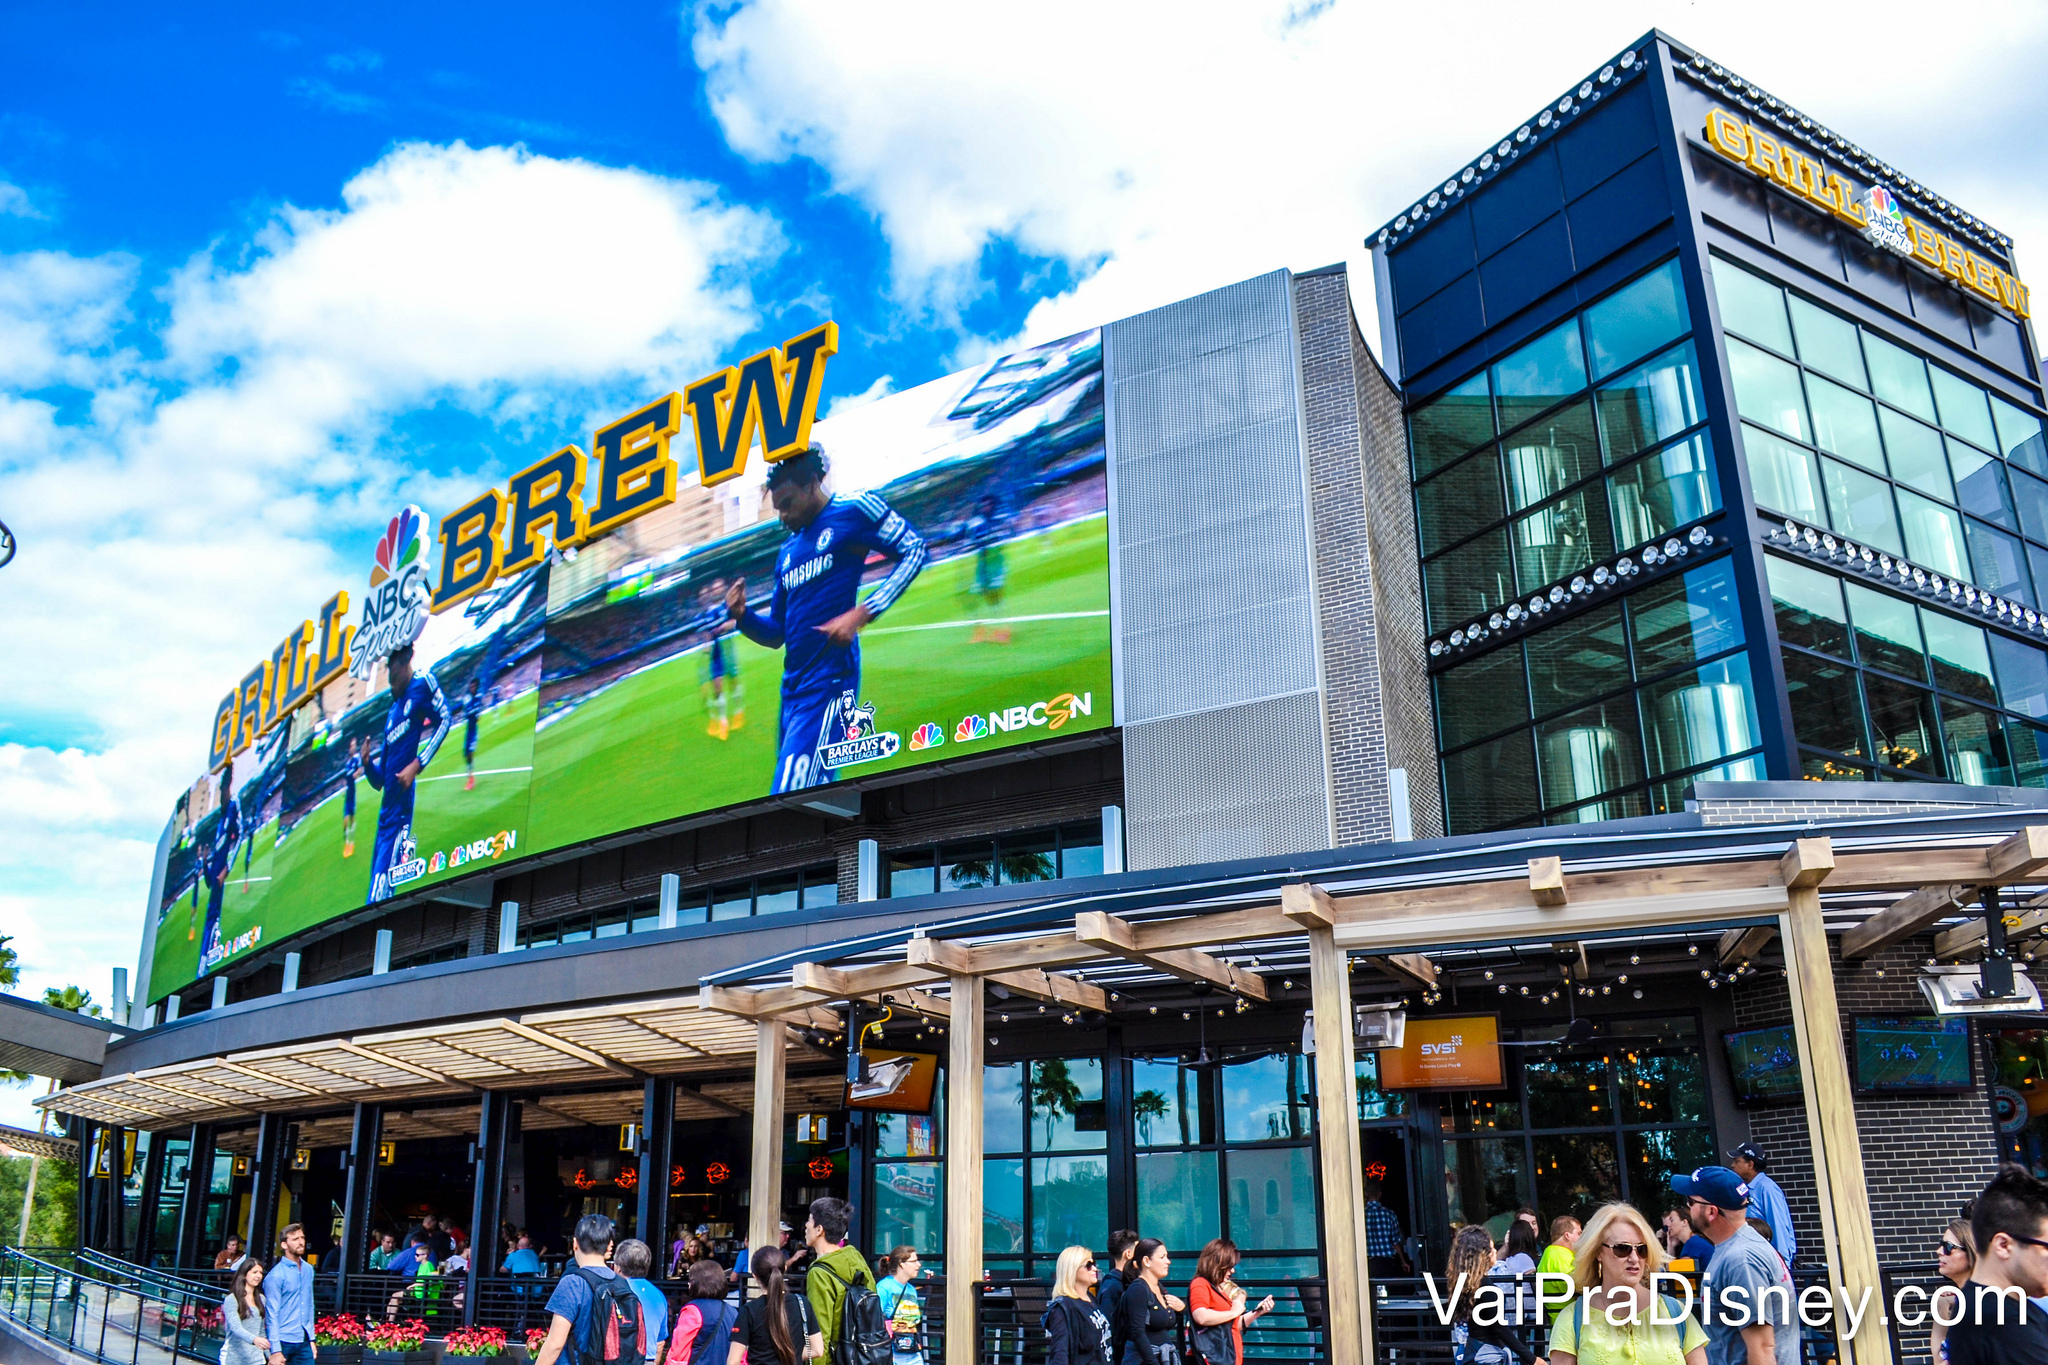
[
  {"xmin": 1670, "ymin": 1165, "xmax": 1796, "ymax": 1365},
  {"xmin": 1729, "ymin": 1143, "xmax": 1796, "ymax": 1268}
]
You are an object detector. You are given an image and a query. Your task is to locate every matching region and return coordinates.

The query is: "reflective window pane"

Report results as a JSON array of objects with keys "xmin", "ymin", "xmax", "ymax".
[
  {"xmin": 1712, "ymin": 260, "xmax": 1792, "ymax": 353},
  {"xmin": 1222, "ymin": 1053, "xmax": 1314, "ymax": 1143},
  {"xmin": 1442, "ymin": 1086, "xmax": 1522, "ymax": 1134},
  {"xmin": 1626, "ymin": 1130, "xmax": 1717, "ymax": 1210},
  {"xmin": 1932, "ymin": 368, "xmax": 1998, "ymax": 451},
  {"xmin": 889, "ymin": 854, "xmax": 936, "ymax": 899},
  {"xmin": 1492, "ymin": 319, "xmax": 1588, "ymax": 431},
  {"xmin": 2009, "ymin": 718, "xmax": 2048, "ymax": 787},
  {"xmin": 940, "ymin": 840, "xmax": 998, "ymax": 891},
  {"xmin": 1225, "ymin": 1146, "xmax": 1318, "ymax": 1251},
  {"xmin": 1821, "ymin": 457, "xmax": 1903, "ymax": 556},
  {"xmin": 1863, "ymin": 674, "xmax": 1942, "ymax": 774},
  {"xmin": 1788, "ymin": 296, "xmax": 1868, "ymax": 389},
  {"xmin": 1615, "ymin": 1045, "xmax": 1709, "ymax": 1125},
  {"xmin": 1965, "ymin": 520, "xmax": 2033, "ymax": 608},
  {"xmin": 1951, "ymin": 438, "xmax": 2017, "ymax": 530},
  {"xmin": 1425, "ymin": 529, "xmax": 1513, "ymax": 632},
  {"xmin": 1898, "ymin": 490, "xmax": 1972, "ymax": 580},
  {"xmin": 1610, "ymin": 432, "xmax": 1719, "ymax": 548},
  {"xmin": 983, "ymin": 1063, "xmax": 1024, "ymax": 1154},
  {"xmin": 803, "ymin": 869, "xmax": 840, "ymax": 910},
  {"xmin": 1525, "ymin": 1053, "xmax": 1611, "ymax": 1128},
  {"xmin": 1417, "ymin": 450, "xmax": 1507, "ymax": 556},
  {"xmin": 1920, "ymin": 610, "xmax": 1997, "ymax": 704},
  {"xmin": 1444, "ymin": 1138, "xmax": 1534, "ymax": 1234},
  {"xmin": 1992, "ymin": 394, "xmax": 2048, "ymax": 477},
  {"xmin": 1807, "ymin": 374, "xmax": 1885, "ymax": 472},
  {"xmin": 1512, "ymin": 487, "xmax": 1614, "ymax": 594},
  {"xmin": 1136, "ymin": 1150, "xmax": 1221, "ymax": 1253},
  {"xmin": 1411, "ymin": 372, "xmax": 1495, "ymax": 477},
  {"xmin": 1131, "ymin": 1060, "xmax": 1210, "ymax": 1148},
  {"xmin": 1595, "ymin": 341, "xmax": 1706, "ymax": 464},
  {"xmin": 711, "ymin": 883, "xmax": 751, "ymax": 920},
  {"xmin": 1879, "ymin": 407, "xmax": 1953, "ymax": 501},
  {"xmin": 1994, "ymin": 634, "xmax": 2048, "ymax": 719},
  {"xmin": 1031, "ymin": 1155, "xmax": 1108, "ymax": 1253},
  {"xmin": 1526, "ymin": 602, "xmax": 1628, "ymax": 719},
  {"xmin": 872, "ymin": 1163, "xmax": 943, "ymax": 1255},
  {"xmin": 1533, "ymin": 1134, "xmax": 1622, "ymax": 1227},
  {"xmin": 998, "ymin": 831, "xmax": 1058, "ymax": 886},
  {"xmin": 1502, "ymin": 401, "xmax": 1600, "ymax": 511},
  {"xmin": 1639, "ymin": 654, "xmax": 1759, "ymax": 779},
  {"xmin": 1844, "ymin": 583, "xmax": 1926, "ymax": 680},
  {"xmin": 1028, "ymin": 1058, "xmax": 1104, "ymax": 1151},
  {"xmin": 1768, "ymin": 556, "xmax": 1850, "ymax": 657},
  {"xmin": 1864, "ymin": 332, "xmax": 1937, "ymax": 423},
  {"xmin": 1741, "ymin": 425, "xmax": 1825, "ymax": 522},
  {"xmin": 1056, "ymin": 822, "xmax": 1103, "ymax": 880},
  {"xmin": 1783, "ymin": 649, "xmax": 1868, "ymax": 759},
  {"xmin": 1536, "ymin": 698, "xmax": 1645, "ymax": 815},
  {"xmin": 983, "ymin": 1159, "xmax": 1025, "ymax": 1256},
  {"xmin": 2012, "ymin": 469, "xmax": 2048, "ymax": 544},
  {"xmin": 1437, "ymin": 646, "xmax": 1529, "ymax": 748},
  {"xmin": 1585, "ymin": 260, "xmax": 1688, "ymax": 380},
  {"xmin": 1726, "ymin": 337, "xmax": 1809, "ymax": 442},
  {"xmin": 1443, "ymin": 731, "xmax": 1540, "ymax": 834},
  {"xmin": 755, "ymin": 873, "xmax": 800, "ymax": 917},
  {"xmin": 1942, "ymin": 700, "xmax": 2012, "ymax": 787},
  {"xmin": 1629, "ymin": 557, "xmax": 1745, "ymax": 677},
  {"xmin": 1355, "ymin": 1054, "xmax": 1409, "ymax": 1122}
]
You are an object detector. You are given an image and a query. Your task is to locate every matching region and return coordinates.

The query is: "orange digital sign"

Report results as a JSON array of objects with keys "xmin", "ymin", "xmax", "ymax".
[{"xmin": 1378, "ymin": 1015, "xmax": 1504, "ymax": 1090}]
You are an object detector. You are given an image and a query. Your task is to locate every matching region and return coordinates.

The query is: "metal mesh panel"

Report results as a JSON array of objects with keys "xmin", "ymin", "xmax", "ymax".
[
  {"xmin": 1106, "ymin": 270, "xmax": 1331, "ymax": 867},
  {"xmin": 1124, "ymin": 691, "xmax": 1331, "ymax": 869}
]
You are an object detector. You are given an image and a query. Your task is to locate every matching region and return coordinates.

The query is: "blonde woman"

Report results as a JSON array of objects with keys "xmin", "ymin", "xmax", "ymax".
[
  {"xmin": 1547, "ymin": 1204, "xmax": 1707, "ymax": 1365},
  {"xmin": 1043, "ymin": 1246, "xmax": 1113, "ymax": 1365},
  {"xmin": 1929, "ymin": 1218, "xmax": 1976, "ymax": 1364}
]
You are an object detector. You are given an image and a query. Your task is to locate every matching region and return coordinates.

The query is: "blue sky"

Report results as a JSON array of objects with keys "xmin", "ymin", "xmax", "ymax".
[{"xmin": 2, "ymin": 1, "xmax": 2045, "ymax": 1125}]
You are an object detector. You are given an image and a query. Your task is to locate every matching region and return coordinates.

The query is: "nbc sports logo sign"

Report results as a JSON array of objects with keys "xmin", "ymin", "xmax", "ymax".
[{"xmin": 908, "ymin": 723, "xmax": 945, "ymax": 752}]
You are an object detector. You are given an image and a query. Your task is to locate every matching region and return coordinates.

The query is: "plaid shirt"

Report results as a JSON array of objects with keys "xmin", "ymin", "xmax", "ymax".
[{"xmin": 1365, "ymin": 1200, "xmax": 1403, "ymax": 1258}]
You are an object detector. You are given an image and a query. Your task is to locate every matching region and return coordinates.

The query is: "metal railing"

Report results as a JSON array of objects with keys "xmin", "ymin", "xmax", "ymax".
[{"xmin": 0, "ymin": 1245, "xmax": 228, "ymax": 1365}]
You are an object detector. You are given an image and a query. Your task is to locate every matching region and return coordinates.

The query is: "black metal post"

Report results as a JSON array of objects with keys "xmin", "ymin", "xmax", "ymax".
[
  {"xmin": 339, "ymin": 1103, "xmax": 381, "ymax": 1294},
  {"xmin": 102, "ymin": 1126, "xmax": 128, "ymax": 1259},
  {"xmin": 635, "ymin": 1078, "xmax": 675, "ymax": 1268},
  {"xmin": 134, "ymin": 1132, "xmax": 168, "ymax": 1266},
  {"xmin": 175, "ymin": 1124, "xmax": 215, "ymax": 1268},
  {"xmin": 1984, "ymin": 887, "xmax": 2016, "ymax": 998},
  {"xmin": 244, "ymin": 1114, "xmax": 289, "ymax": 1257},
  {"xmin": 75, "ymin": 1121, "xmax": 97, "ymax": 1252},
  {"xmin": 465, "ymin": 1094, "xmax": 510, "ymax": 1327}
]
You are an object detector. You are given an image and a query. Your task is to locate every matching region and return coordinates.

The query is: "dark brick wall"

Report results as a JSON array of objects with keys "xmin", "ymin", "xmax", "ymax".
[{"xmin": 1732, "ymin": 936, "xmax": 1998, "ymax": 1267}]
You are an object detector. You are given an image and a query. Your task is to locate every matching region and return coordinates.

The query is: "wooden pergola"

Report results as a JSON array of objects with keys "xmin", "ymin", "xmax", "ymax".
[{"xmin": 701, "ymin": 827, "xmax": 2048, "ymax": 1365}]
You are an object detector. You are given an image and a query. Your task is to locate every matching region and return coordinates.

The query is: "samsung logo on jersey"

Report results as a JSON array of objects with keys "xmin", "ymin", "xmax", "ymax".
[
  {"xmin": 782, "ymin": 554, "xmax": 832, "ymax": 593},
  {"xmin": 984, "ymin": 691, "xmax": 1093, "ymax": 734}
]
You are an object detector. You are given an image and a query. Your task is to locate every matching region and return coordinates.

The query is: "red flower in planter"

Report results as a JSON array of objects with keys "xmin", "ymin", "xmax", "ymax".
[
  {"xmin": 443, "ymin": 1326, "xmax": 508, "ymax": 1357},
  {"xmin": 316, "ymin": 1315, "xmax": 367, "ymax": 1346},
  {"xmin": 524, "ymin": 1328, "xmax": 549, "ymax": 1353},
  {"xmin": 366, "ymin": 1320, "xmax": 428, "ymax": 1352}
]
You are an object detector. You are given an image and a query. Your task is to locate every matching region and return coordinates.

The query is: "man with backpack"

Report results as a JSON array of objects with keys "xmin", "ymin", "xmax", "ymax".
[
  {"xmin": 533, "ymin": 1215, "xmax": 648, "ymax": 1365},
  {"xmin": 802, "ymin": 1197, "xmax": 890, "ymax": 1365}
]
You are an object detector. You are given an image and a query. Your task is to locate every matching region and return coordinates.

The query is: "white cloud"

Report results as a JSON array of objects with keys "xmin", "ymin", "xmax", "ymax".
[
  {"xmin": 825, "ymin": 373, "xmax": 894, "ymax": 417},
  {"xmin": 0, "ymin": 182, "xmax": 39, "ymax": 219},
  {"xmin": 692, "ymin": 0, "xmax": 2048, "ymax": 356},
  {"xmin": 0, "ymin": 140, "xmax": 783, "ymax": 1032}
]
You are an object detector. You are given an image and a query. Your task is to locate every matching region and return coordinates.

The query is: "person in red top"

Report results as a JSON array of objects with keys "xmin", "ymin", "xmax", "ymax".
[{"xmin": 1187, "ymin": 1239, "xmax": 1273, "ymax": 1365}]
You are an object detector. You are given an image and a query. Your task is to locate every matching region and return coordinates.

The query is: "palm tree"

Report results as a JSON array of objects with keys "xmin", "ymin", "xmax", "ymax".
[
  {"xmin": 1132, "ymin": 1090, "xmax": 1169, "ymax": 1145},
  {"xmin": 0, "ymin": 935, "xmax": 19, "ymax": 988},
  {"xmin": 1028, "ymin": 1060, "xmax": 1082, "ymax": 1147},
  {"xmin": 42, "ymin": 986, "xmax": 99, "ymax": 1017}
]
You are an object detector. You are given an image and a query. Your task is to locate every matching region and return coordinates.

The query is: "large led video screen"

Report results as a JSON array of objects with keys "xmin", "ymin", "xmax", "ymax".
[{"xmin": 149, "ymin": 328, "xmax": 1112, "ymax": 1001}]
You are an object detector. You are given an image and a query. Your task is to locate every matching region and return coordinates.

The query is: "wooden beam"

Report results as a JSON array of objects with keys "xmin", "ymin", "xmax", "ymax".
[
  {"xmin": 698, "ymin": 985, "xmax": 841, "ymax": 1030},
  {"xmin": 1330, "ymin": 885, "xmax": 1791, "ymax": 952},
  {"xmin": 913, "ymin": 930, "xmax": 1100, "ymax": 976},
  {"xmin": 905, "ymin": 936, "xmax": 976, "ymax": 974},
  {"xmin": 1280, "ymin": 883, "xmax": 1335, "ymax": 930},
  {"xmin": 1369, "ymin": 954, "xmax": 1438, "ymax": 990},
  {"xmin": 335, "ymin": 1041, "xmax": 475, "ymax": 1091},
  {"xmin": 873, "ymin": 986, "xmax": 952, "ymax": 1022},
  {"xmin": 676, "ymin": 1083, "xmax": 748, "ymax": 1121},
  {"xmin": 1717, "ymin": 926, "xmax": 1775, "ymax": 965},
  {"xmin": 1781, "ymin": 837, "xmax": 1836, "ymax": 888},
  {"xmin": 1936, "ymin": 899, "xmax": 2048, "ymax": 958},
  {"xmin": 748, "ymin": 1021, "xmax": 786, "ymax": 1263},
  {"xmin": 789, "ymin": 960, "xmax": 944, "ymax": 1003},
  {"xmin": 1840, "ymin": 884, "xmax": 1977, "ymax": 960},
  {"xmin": 1990, "ymin": 826, "xmax": 2048, "ymax": 882},
  {"xmin": 1073, "ymin": 912, "xmax": 1268, "ymax": 1000},
  {"xmin": 944, "ymin": 976, "xmax": 984, "ymax": 1365},
  {"xmin": 989, "ymin": 969, "xmax": 1110, "ymax": 1013},
  {"xmin": 502, "ymin": 1020, "xmax": 641, "ymax": 1078},
  {"xmin": 1529, "ymin": 857, "xmax": 1567, "ymax": 906},
  {"xmin": 1306, "ymin": 923, "xmax": 1371, "ymax": 1363},
  {"xmin": 1780, "ymin": 889, "xmax": 1891, "ymax": 1365}
]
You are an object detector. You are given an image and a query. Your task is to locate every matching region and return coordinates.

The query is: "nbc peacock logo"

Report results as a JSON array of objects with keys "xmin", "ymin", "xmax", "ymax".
[
  {"xmin": 1862, "ymin": 183, "xmax": 1912, "ymax": 256},
  {"xmin": 953, "ymin": 714, "xmax": 990, "ymax": 742},
  {"xmin": 350, "ymin": 503, "xmax": 433, "ymax": 680},
  {"xmin": 370, "ymin": 507, "xmax": 425, "ymax": 588},
  {"xmin": 908, "ymin": 722, "xmax": 946, "ymax": 752}
]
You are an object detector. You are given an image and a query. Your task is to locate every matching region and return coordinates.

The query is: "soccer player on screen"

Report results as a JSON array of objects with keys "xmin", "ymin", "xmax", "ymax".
[
  {"xmin": 462, "ymin": 675, "xmax": 483, "ymax": 790},
  {"xmin": 193, "ymin": 762, "xmax": 242, "ymax": 964},
  {"xmin": 341, "ymin": 739, "xmax": 361, "ymax": 857},
  {"xmin": 361, "ymin": 644, "xmax": 450, "ymax": 904},
  {"xmin": 724, "ymin": 447, "xmax": 927, "ymax": 793}
]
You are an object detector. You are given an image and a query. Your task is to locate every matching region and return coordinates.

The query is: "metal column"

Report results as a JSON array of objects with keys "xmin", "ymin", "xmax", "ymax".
[
  {"xmin": 133, "ymin": 1133, "xmax": 168, "ymax": 1266},
  {"xmin": 465, "ymin": 1093, "xmax": 511, "ymax": 1327},
  {"xmin": 244, "ymin": 1114, "xmax": 289, "ymax": 1258},
  {"xmin": 339, "ymin": 1105, "xmax": 381, "ymax": 1280},
  {"xmin": 635, "ymin": 1078, "xmax": 675, "ymax": 1264},
  {"xmin": 174, "ymin": 1125, "xmax": 216, "ymax": 1269}
]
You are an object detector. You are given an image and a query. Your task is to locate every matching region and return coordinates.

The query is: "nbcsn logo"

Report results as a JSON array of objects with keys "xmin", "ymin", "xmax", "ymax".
[
  {"xmin": 954, "ymin": 692, "xmax": 1094, "ymax": 744},
  {"xmin": 908, "ymin": 722, "xmax": 946, "ymax": 752}
]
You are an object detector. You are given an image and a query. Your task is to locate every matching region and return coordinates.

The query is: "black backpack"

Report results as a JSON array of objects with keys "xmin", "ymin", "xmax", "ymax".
[
  {"xmin": 569, "ymin": 1267, "xmax": 648, "ymax": 1365},
  {"xmin": 814, "ymin": 1262, "xmax": 892, "ymax": 1365}
]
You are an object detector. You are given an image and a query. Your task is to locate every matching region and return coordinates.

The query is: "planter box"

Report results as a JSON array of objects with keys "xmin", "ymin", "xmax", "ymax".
[
  {"xmin": 320, "ymin": 1345, "xmax": 365, "ymax": 1365},
  {"xmin": 365, "ymin": 1348, "xmax": 431, "ymax": 1365}
]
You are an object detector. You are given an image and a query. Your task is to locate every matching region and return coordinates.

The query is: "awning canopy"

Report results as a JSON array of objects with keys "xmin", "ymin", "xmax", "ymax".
[
  {"xmin": 0, "ymin": 993, "xmax": 124, "ymax": 1084},
  {"xmin": 0, "ymin": 1123, "xmax": 79, "ymax": 1162}
]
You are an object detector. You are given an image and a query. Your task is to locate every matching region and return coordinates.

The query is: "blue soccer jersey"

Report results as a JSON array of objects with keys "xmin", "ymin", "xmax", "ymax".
[
  {"xmin": 364, "ymin": 673, "xmax": 450, "ymax": 827},
  {"xmin": 198, "ymin": 795, "xmax": 242, "ymax": 961},
  {"xmin": 733, "ymin": 493, "xmax": 926, "ymax": 791}
]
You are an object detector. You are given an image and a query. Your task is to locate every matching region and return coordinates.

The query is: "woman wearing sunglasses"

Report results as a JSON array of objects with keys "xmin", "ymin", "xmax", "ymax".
[
  {"xmin": 1929, "ymin": 1219, "xmax": 1976, "ymax": 1363},
  {"xmin": 1547, "ymin": 1204, "xmax": 1707, "ymax": 1365},
  {"xmin": 1045, "ymin": 1246, "xmax": 1114, "ymax": 1365}
]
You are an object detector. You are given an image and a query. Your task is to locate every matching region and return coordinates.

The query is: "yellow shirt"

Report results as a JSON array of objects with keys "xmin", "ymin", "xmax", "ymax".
[
  {"xmin": 1536, "ymin": 1246, "xmax": 1576, "ymax": 1320},
  {"xmin": 1547, "ymin": 1297, "xmax": 1706, "ymax": 1365}
]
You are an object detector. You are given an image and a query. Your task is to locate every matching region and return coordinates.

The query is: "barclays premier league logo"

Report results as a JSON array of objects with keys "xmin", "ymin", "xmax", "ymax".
[
  {"xmin": 1863, "ymin": 184, "xmax": 1912, "ymax": 257},
  {"xmin": 820, "ymin": 692, "xmax": 900, "ymax": 769},
  {"xmin": 388, "ymin": 827, "xmax": 428, "ymax": 888},
  {"xmin": 349, "ymin": 506, "xmax": 432, "ymax": 680}
]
